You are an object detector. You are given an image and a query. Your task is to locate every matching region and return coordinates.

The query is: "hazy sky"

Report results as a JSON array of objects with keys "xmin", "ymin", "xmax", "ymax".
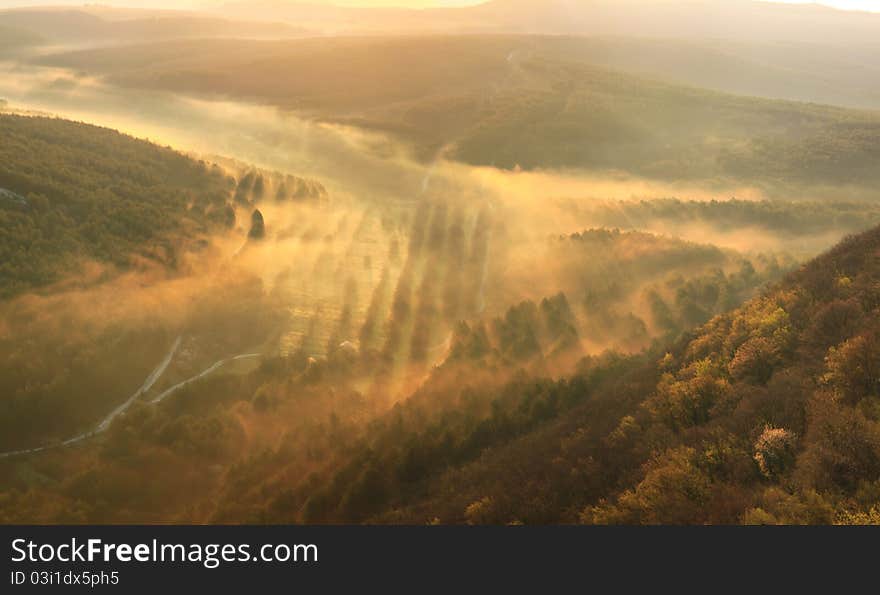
[
  {"xmin": 772, "ymin": 0, "xmax": 880, "ymax": 10},
  {"xmin": 0, "ymin": 0, "xmax": 878, "ymax": 11}
]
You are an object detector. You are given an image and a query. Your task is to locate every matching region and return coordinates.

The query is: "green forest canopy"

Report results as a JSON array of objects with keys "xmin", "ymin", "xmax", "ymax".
[{"xmin": 0, "ymin": 113, "xmax": 234, "ymax": 298}]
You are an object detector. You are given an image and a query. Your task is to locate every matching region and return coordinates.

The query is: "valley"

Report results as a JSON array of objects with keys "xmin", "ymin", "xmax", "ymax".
[{"xmin": 1, "ymin": 0, "xmax": 879, "ymax": 526}]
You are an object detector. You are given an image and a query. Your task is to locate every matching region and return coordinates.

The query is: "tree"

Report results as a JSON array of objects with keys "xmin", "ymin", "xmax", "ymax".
[
  {"xmin": 796, "ymin": 396, "xmax": 880, "ymax": 493},
  {"xmin": 805, "ymin": 299, "xmax": 863, "ymax": 352},
  {"xmin": 754, "ymin": 426, "xmax": 797, "ymax": 479},
  {"xmin": 729, "ymin": 337, "xmax": 778, "ymax": 385},
  {"xmin": 464, "ymin": 497, "xmax": 495, "ymax": 525},
  {"xmin": 823, "ymin": 332, "xmax": 880, "ymax": 404},
  {"xmin": 248, "ymin": 209, "xmax": 266, "ymax": 240},
  {"xmin": 583, "ymin": 448, "xmax": 711, "ymax": 525}
]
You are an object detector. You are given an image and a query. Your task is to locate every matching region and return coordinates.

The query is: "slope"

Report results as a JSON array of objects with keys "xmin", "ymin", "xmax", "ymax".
[
  {"xmin": 37, "ymin": 35, "xmax": 880, "ymax": 196},
  {"xmin": 0, "ymin": 113, "xmax": 235, "ymax": 297},
  {"xmin": 333, "ymin": 223, "xmax": 880, "ymax": 524}
]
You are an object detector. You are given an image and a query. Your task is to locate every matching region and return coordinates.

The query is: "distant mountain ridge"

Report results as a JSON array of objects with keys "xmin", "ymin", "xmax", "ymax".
[
  {"xmin": 215, "ymin": 0, "xmax": 880, "ymax": 43},
  {"xmin": 0, "ymin": 7, "xmax": 312, "ymax": 43},
  {"xmin": 37, "ymin": 34, "xmax": 880, "ymax": 196}
]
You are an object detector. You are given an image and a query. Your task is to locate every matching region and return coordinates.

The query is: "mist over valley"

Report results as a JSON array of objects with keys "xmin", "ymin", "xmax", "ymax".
[{"xmin": 1, "ymin": 0, "xmax": 880, "ymax": 525}]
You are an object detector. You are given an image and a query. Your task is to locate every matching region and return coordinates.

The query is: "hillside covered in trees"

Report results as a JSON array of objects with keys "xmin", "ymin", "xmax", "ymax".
[
  {"xmin": 356, "ymin": 225, "xmax": 880, "ymax": 524},
  {"xmin": 2, "ymin": 4, "xmax": 880, "ymax": 526},
  {"xmin": 236, "ymin": 222, "xmax": 880, "ymax": 525},
  {"xmin": 37, "ymin": 35, "xmax": 880, "ymax": 197},
  {"xmin": 0, "ymin": 114, "xmax": 239, "ymax": 297},
  {"xmin": 3, "ymin": 213, "xmax": 879, "ymax": 524}
]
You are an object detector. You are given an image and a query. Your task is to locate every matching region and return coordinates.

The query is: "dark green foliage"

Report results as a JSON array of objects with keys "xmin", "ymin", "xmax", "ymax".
[{"xmin": 0, "ymin": 114, "xmax": 233, "ymax": 297}]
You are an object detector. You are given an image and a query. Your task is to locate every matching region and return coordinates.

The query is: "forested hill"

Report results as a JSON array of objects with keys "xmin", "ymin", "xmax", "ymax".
[
  {"xmin": 0, "ymin": 114, "xmax": 235, "ymax": 298},
  {"xmin": 39, "ymin": 35, "xmax": 880, "ymax": 196},
  {"xmin": 275, "ymin": 224, "xmax": 880, "ymax": 525}
]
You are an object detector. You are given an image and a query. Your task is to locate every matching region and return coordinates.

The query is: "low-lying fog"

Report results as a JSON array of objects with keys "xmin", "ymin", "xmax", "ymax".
[
  {"xmin": 3, "ymin": 56, "xmax": 878, "ymax": 454},
  {"xmin": 0, "ymin": 59, "xmax": 866, "ymax": 363},
  {"xmin": 0, "ymin": 60, "xmax": 845, "ymax": 245}
]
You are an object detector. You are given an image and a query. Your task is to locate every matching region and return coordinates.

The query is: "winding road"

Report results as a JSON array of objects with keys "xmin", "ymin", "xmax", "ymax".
[
  {"xmin": 94, "ymin": 336, "xmax": 182, "ymax": 434},
  {"xmin": 150, "ymin": 353, "xmax": 261, "ymax": 405},
  {"xmin": 0, "ymin": 338, "xmax": 261, "ymax": 459}
]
